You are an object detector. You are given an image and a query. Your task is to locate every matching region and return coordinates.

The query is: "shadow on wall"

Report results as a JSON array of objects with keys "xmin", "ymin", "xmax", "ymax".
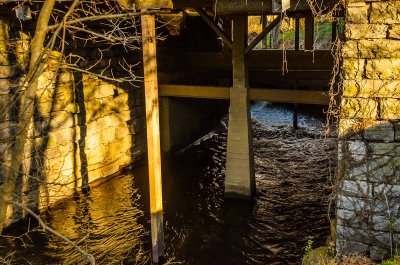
[
  {"xmin": 337, "ymin": 89, "xmax": 400, "ymax": 260},
  {"xmin": 1, "ymin": 47, "xmax": 145, "ymax": 227}
]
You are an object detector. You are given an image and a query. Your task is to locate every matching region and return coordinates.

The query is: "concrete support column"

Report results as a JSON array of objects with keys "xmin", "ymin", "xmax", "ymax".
[
  {"xmin": 225, "ymin": 14, "xmax": 255, "ymax": 199},
  {"xmin": 141, "ymin": 14, "xmax": 164, "ymax": 263}
]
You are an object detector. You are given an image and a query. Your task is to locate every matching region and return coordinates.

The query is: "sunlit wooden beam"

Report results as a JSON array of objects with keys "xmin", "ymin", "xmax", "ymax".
[
  {"xmin": 141, "ymin": 14, "xmax": 164, "ymax": 264},
  {"xmin": 159, "ymin": 84, "xmax": 330, "ymax": 105}
]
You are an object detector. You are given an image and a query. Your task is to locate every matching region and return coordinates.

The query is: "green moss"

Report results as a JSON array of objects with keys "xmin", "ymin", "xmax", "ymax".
[{"xmin": 379, "ymin": 256, "xmax": 400, "ymax": 265}]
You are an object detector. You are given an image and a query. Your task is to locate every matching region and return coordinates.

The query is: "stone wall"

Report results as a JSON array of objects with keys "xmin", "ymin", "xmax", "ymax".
[
  {"xmin": 337, "ymin": 1, "xmax": 400, "ymax": 259},
  {"xmin": 0, "ymin": 16, "xmax": 145, "ymax": 227}
]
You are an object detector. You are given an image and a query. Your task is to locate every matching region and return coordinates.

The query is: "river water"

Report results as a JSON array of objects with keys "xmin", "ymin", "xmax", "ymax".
[{"xmin": 1, "ymin": 102, "xmax": 337, "ymax": 265}]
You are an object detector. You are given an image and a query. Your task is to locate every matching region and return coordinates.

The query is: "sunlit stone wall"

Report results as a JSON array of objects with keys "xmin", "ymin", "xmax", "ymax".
[
  {"xmin": 0, "ymin": 16, "xmax": 145, "ymax": 226},
  {"xmin": 337, "ymin": 1, "xmax": 400, "ymax": 260}
]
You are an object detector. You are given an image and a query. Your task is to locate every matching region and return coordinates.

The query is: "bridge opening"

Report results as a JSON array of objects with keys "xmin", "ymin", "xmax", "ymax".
[{"xmin": 4, "ymin": 0, "xmax": 399, "ymax": 263}]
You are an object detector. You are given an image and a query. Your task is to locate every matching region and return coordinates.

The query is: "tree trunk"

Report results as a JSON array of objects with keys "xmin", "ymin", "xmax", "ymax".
[{"xmin": 0, "ymin": 0, "xmax": 56, "ymax": 233}]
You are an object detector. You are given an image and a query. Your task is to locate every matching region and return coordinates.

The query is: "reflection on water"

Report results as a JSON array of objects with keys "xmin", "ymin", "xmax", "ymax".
[{"xmin": 1, "ymin": 102, "xmax": 337, "ymax": 265}]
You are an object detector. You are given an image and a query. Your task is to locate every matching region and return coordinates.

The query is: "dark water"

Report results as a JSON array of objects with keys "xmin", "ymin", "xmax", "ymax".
[{"xmin": 1, "ymin": 102, "xmax": 337, "ymax": 265}]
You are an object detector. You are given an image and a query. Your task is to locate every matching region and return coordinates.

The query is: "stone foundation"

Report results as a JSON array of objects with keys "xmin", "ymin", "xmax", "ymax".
[
  {"xmin": 0, "ymin": 15, "xmax": 145, "ymax": 227},
  {"xmin": 337, "ymin": 0, "xmax": 400, "ymax": 260}
]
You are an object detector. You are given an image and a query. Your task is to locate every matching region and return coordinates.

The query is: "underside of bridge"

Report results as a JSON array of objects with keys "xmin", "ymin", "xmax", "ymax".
[{"xmin": 137, "ymin": 0, "xmax": 341, "ymax": 261}]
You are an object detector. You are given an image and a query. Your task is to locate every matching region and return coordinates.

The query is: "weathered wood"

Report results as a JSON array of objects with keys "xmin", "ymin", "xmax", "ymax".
[
  {"xmin": 295, "ymin": 16, "xmax": 300, "ymax": 51},
  {"xmin": 158, "ymin": 50, "xmax": 334, "ymax": 70},
  {"xmin": 332, "ymin": 20, "xmax": 337, "ymax": 42},
  {"xmin": 245, "ymin": 15, "xmax": 282, "ymax": 54},
  {"xmin": 159, "ymin": 84, "xmax": 330, "ymax": 105},
  {"xmin": 304, "ymin": 15, "xmax": 314, "ymax": 50},
  {"xmin": 225, "ymin": 13, "xmax": 255, "ymax": 199},
  {"xmin": 141, "ymin": 14, "xmax": 164, "ymax": 263},
  {"xmin": 293, "ymin": 81, "xmax": 299, "ymax": 129},
  {"xmin": 214, "ymin": 0, "xmax": 310, "ymax": 14},
  {"xmin": 195, "ymin": 7, "xmax": 233, "ymax": 50}
]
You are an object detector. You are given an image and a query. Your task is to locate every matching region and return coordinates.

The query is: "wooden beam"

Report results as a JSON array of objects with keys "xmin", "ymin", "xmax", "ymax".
[
  {"xmin": 304, "ymin": 15, "xmax": 314, "ymax": 50},
  {"xmin": 225, "ymin": 13, "xmax": 255, "ymax": 199},
  {"xmin": 159, "ymin": 84, "xmax": 330, "ymax": 105},
  {"xmin": 294, "ymin": 16, "xmax": 300, "ymax": 51},
  {"xmin": 157, "ymin": 50, "xmax": 335, "ymax": 70},
  {"xmin": 332, "ymin": 20, "xmax": 337, "ymax": 42},
  {"xmin": 195, "ymin": 7, "xmax": 233, "ymax": 50},
  {"xmin": 245, "ymin": 15, "xmax": 282, "ymax": 54},
  {"xmin": 141, "ymin": 14, "xmax": 164, "ymax": 264}
]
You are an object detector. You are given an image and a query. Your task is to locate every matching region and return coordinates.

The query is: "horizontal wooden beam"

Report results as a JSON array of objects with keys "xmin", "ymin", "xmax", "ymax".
[
  {"xmin": 157, "ymin": 50, "xmax": 334, "ymax": 70},
  {"xmin": 159, "ymin": 84, "xmax": 329, "ymax": 105}
]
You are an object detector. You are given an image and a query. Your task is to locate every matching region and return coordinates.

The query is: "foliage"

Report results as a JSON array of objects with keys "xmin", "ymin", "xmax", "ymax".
[{"xmin": 378, "ymin": 256, "xmax": 400, "ymax": 265}]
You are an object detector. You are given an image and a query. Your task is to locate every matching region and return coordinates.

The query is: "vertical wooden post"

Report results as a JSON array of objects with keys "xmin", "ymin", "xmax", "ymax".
[
  {"xmin": 225, "ymin": 14, "xmax": 255, "ymax": 199},
  {"xmin": 262, "ymin": 15, "xmax": 268, "ymax": 49},
  {"xmin": 294, "ymin": 16, "xmax": 300, "ymax": 51},
  {"xmin": 331, "ymin": 20, "xmax": 337, "ymax": 43},
  {"xmin": 293, "ymin": 81, "xmax": 299, "ymax": 129},
  {"xmin": 293, "ymin": 16, "xmax": 300, "ymax": 129},
  {"xmin": 141, "ymin": 14, "xmax": 164, "ymax": 263},
  {"xmin": 304, "ymin": 14, "xmax": 314, "ymax": 50},
  {"xmin": 222, "ymin": 16, "xmax": 232, "ymax": 56}
]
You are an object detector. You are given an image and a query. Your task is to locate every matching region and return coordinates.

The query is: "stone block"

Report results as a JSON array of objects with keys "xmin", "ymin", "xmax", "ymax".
[
  {"xmin": 343, "ymin": 59, "xmax": 365, "ymax": 80},
  {"xmin": 369, "ymin": 142, "xmax": 400, "ymax": 156},
  {"xmin": 372, "ymin": 215, "xmax": 400, "ymax": 232},
  {"xmin": 48, "ymin": 127, "xmax": 79, "ymax": 147},
  {"xmin": 347, "ymin": 2, "xmax": 369, "ymax": 24},
  {"xmin": 389, "ymin": 25, "xmax": 400, "ymax": 39},
  {"xmin": 339, "ymin": 119, "xmax": 363, "ymax": 140},
  {"xmin": 364, "ymin": 121, "xmax": 394, "ymax": 142},
  {"xmin": 370, "ymin": 246, "xmax": 391, "ymax": 261},
  {"xmin": 345, "ymin": 24, "xmax": 388, "ymax": 40},
  {"xmin": 358, "ymin": 40, "xmax": 400, "ymax": 59},
  {"xmin": 342, "ymin": 40, "xmax": 359, "ymax": 58},
  {"xmin": 366, "ymin": 59, "xmax": 400, "ymax": 80},
  {"xmin": 0, "ymin": 66, "xmax": 13, "ymax": 78},
  {"xmin": 370, "ymin": 2, "xmax": 400, "ymax": 24},
  {"xmin": 337, "ymin": 194, "xmax": 368, "ymax": 211},
  {"xmin": 348, "ymin": 140, "xmax": 367, "ymax": 156},
  {"xmin": 345, "ymin": 155, "xmax": 400, "ymax": 184},
  {"xmin": 94, "ymin": 83, "xmax": 116, "ymax": 99},
  {"xmin": 372, "ymin": 197, "xmax": 400, "ymax": 217},
  {"xmin": 337, "ymin": 225, "xmax": 375, "ymax": 244},
  {"xmin": 336, "ymin": 239, "xmax": 369, "ymax": 255},
  {"xmin": 49, "ymin": 111, "xmax": 75, "ymax": 130},
  {"xmin": 342, "ymin": 180, "xmax": 372, "ymax": 197},
  {"xmin": 343, "ymin": 80, "xmax": 400, "ymax": 98},
  {"xmin": 340, "ymin": 97, "xmax": 378, "ymax": 119},
  {"xmin": 381, "ymin": 98, "xmax": 400, "ymax": 119},
  {"xmin": 395, "ymin": 122, "xmax": 400, "ymax": 141},
  {"xmin": 375, "ymin": 183, "xmax": 400, "ymax": 198},
  {"xmin": 0, "ymin": 78, "xmax": 9, "ymax": 94}
]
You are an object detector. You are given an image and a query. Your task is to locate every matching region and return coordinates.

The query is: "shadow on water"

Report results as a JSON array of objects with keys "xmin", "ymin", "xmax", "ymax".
[{"xmin": 0, "ymin": 102, "xmax": 337, "ymax": 265}]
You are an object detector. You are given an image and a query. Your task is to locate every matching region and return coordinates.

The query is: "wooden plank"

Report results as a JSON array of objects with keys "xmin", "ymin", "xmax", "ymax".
[
  {"xmin": 214, "ymin": 0, "xmax": 310, "ymax": 14},
  {"xmin": 195, "ymin": 7, "xmax": 233, "ymax": 50},
  {"xmin": 141, "ymin": 14, "xmax": 164, "ymax": 264},
  {"xmin": 158, "ymin": 50, "xmax": 334, "ymax": 70},
  {"xmin": 159, "ymin": 84, "xmax": 330, "ymax": 105},
  {"xmin": 245, "ymin": 15, "xmax": 282, "ymax": 54}
]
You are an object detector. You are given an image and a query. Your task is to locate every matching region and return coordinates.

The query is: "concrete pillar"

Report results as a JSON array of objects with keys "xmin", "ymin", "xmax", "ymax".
[
  {"xmin": 225, "ymin": 14, "xmax": 255, "ymax": 199},
  {"xmin": 141, "ymin": 14, "xmax": 164, "ymax": 263}
]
